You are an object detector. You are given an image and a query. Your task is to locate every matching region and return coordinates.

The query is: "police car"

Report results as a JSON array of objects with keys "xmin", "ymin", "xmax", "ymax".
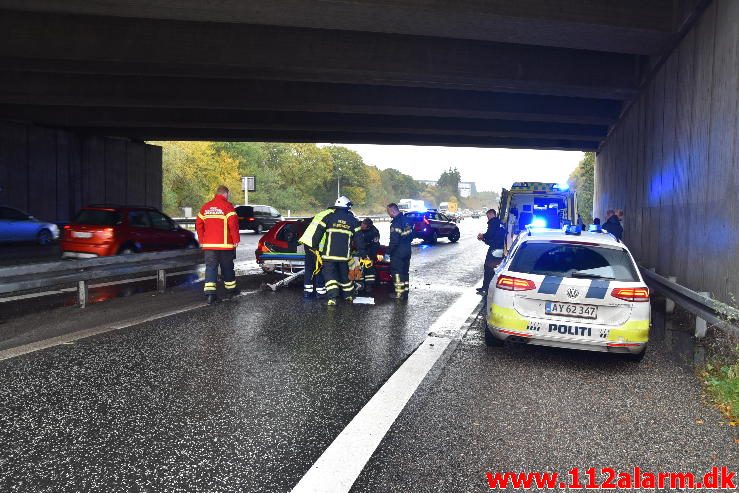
[{"xmin": 484, "ymin": 225, "xmax": 650, "ymax": 361}]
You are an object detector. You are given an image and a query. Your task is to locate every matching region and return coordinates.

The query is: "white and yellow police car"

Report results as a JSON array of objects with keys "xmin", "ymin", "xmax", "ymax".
[{"xmin": 485, "ymin": 225, "xmax": 650, "ymax": 361}]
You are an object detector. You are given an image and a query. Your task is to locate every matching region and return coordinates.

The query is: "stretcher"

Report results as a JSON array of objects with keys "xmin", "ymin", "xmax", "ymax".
[{"xmin": 259, "ymin": 252, "xmax": 306, "ymax": 291}]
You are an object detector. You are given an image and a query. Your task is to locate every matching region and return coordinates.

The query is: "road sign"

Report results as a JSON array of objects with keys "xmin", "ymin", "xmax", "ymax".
[{"xmin": 242, "ymin": 176, "xmax": 256, "ymax": 192}]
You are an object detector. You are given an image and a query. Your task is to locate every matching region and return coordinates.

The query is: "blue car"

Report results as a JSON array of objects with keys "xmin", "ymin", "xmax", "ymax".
[{"xmin": 0, "ymin": 206, "xmax": 60, "ymax": 245}]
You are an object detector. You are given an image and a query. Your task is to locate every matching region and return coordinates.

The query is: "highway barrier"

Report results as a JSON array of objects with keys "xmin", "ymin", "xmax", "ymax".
[
  {"xmin": 0, "ymin": 250, "xmax": 203, "ymax": 308},
  {"xmin": 641, "ymin": 267, "xmax": 739, "ymax": 337}
]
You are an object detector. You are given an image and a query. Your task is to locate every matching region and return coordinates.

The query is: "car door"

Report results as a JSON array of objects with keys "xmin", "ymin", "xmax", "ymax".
[
  {"xmin": 148, "ymin": 210, "xmax": 184, "ymax": 250},
  {"xmin": 127, "ymin": 209, "xmax": 154, "ymax": 251},
  {"xmin": 437, "ymin": 213, "xmax": 454, "ymax": 235},
  {"xmin": 0, "ymin": 207, "xmax": 38, "ymax": 242}
]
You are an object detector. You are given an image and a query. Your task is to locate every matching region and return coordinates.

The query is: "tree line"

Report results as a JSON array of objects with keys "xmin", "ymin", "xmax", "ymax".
[{"xmin": 155, "ymin": 142, "xmax": 497, "ymax": 217}]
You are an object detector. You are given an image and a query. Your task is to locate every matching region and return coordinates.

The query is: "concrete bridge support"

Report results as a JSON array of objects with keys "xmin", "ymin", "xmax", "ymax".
[
  {"xmin": 0, "ymin": 121, "xmax": 162, "ymax": 223},
  {"xmin": 594, "ymin": 0, "xmax": 739, "ymax": 303}
]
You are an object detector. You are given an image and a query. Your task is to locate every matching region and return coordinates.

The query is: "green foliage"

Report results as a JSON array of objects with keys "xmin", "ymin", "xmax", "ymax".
[
  {"xmin": 568, "ymin": 152, "xmax": 595, "ymax": 224},
  {"xmin": 156, "ymin": 141, "xmax": 423, "ymax": 216},
  {"xmin": 437, "ymin": 167, "xmax": 461, "ymax": 198},
  {"xmin": 701, "ymin": 346, "xmax": 739, "ymax": 423}
]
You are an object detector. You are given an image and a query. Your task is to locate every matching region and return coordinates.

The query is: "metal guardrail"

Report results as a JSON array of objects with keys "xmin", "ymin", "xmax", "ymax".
[
  {"xmin": 0, "ymin": 250, "xmax": 203, "ymax": 308},
  {"xmin": 173, "ymin": 214, "xmax": 391, "ymax": 227},
  {"xmin": 640, "ymin": 267, "xmax": 739, "ymax": 336}
]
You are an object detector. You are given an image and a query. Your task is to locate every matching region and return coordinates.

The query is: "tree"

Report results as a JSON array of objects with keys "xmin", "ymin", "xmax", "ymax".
[
  {"xmin": 437, "ymin": 167, "xmax": 461, "ymax": 198},
  {"xmin": 568, "ymin": 152, "xmax": 595, "ymax": 224}
]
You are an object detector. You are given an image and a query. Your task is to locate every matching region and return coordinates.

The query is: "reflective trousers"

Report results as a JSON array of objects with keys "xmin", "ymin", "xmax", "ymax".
[
  {"xmin": 323, "ymin": 260, "xmax": 354, "ymax": 300},
  {"xmin": 204, "ymin": 249, "xmax": 237, "ymax": 294},
  {"xmin": 360, "ymin": 264, "xmax": 376, "ymax": 291},
  {"xmin": 303, "ymin": 249, "xmax": 326, "ymax": 297},
  {"xmin": 390, "ymin": 251, "xmax": 411, "ymax": 295}
]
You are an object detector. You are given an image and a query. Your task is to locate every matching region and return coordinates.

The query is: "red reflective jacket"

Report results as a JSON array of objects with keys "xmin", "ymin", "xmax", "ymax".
[{"xmin": 195, "ymin": 195, "xmax": 240, "ymax": 250}]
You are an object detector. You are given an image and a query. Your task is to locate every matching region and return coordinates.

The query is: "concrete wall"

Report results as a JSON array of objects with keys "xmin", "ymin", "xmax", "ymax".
[
  {"xmin": 0, "ymin": 121, "xmax": 162, "ymax": 222},
  {"xmin": 594, "ymin": 0, "xmax": 739, "ymax": 302}
]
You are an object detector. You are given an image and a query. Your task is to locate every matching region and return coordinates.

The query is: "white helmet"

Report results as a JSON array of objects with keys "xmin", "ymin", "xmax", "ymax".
[{"xmin": 334, "ymin": 195, "xmax": 353, "ymax": 208}]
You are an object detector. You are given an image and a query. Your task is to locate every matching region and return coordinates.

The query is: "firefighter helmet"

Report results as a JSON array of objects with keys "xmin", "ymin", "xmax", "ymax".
[{"xmin": 334, "ymin": 195, "xmax": 353, "ymax": 208}]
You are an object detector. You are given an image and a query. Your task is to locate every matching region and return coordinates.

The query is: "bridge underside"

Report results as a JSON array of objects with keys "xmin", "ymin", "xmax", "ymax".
[{"xmin": 0, "ymin": 0, "xmax": 705, "ymax": 150}]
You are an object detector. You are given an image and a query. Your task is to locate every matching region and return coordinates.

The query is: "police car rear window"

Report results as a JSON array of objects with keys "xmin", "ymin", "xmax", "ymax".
[
  {"xmin": 74, "ymin": 210, "xmax": 121, "ymax": 226},
  {"xmin": 509, "ymin": 242, "xmax": 639, "ymax": 282}
]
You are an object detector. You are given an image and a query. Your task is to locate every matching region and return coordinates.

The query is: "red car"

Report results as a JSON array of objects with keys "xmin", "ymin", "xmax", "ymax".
[
  {"xmin": 405, "ymin": 210, "xmax": 460, "ymax": 244},
  {"xmin": 255, "ymin": 219, "xmax": 392, "ymax": 283},
  {"xmin": 61, "ymin": 205, "xmax": 198, "ymax": 258}
]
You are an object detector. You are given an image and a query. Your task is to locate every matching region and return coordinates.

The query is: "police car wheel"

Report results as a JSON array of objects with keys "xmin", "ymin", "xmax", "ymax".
[
  {"xmin": 624, "ymin": 347, "xmax": 647, "ymax": 362},
  {"xmin": 448, "ymin": 229, "xmax": 460, "ymax": 243},
  {"xmin": 484, "ymin": 325, "xmax": 504, "ymax": 347},
  {"xmin": 426, "ymin": 231, "xmax": 438, "ymax": 244}
]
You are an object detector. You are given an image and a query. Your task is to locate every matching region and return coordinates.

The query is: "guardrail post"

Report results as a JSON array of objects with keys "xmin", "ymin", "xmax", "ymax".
[
  {"xmin": 695, "ymin": 291, "xmax": 711, "ymax": 339},
  {"xmin": 665, "ymin": 276, "xmax": 677, "ymax": 314},
  {"xmin": 157, "ymin": 269, "xmax": 167, "ymax": 293},
  {"xmin": 78, "ymin": 280, "xmax": 88, "ymax": 308}
]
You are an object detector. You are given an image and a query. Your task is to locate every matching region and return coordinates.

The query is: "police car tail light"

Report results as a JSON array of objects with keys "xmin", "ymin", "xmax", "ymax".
[
  {"xmin": 611, "ymin": 287, "xmax": 650, "ymax": 302},
  {"xmin": 496, "ymin": 275, "xmax": 536, "ymax": 292},
  {"xmin": 423, "ymin": 217, "xmax": 430, "ymax": 225}
]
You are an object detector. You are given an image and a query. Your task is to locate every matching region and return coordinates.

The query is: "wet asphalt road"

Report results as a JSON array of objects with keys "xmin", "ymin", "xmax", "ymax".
[
  {"xmin": 1, "ymin": 217, "xmax": 736, "ymax": 492},
  {"xmin": 351, "ymin": 310, "xmax": 738, "ymax": 492},
  {"xmin": 0, "ymin": 220, "xmax": 486, "ymax": 492}
]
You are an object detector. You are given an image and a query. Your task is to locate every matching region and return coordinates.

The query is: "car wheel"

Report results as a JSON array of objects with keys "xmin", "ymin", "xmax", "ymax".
[
  {"xmin": 118, "ymin": 245, "xmax": 137, "ymax": 255},
  {"xmin": 185, "ymin": 240, "xmax": 199, "ymax": 249},
  {"xmin": 37, "ymin": 228, "xmax": 53, "ymax": 245},
  {"xmin": 426, "ymin": 231, "xmax": 438, "ymax": 245},
  {"xmin": 255, "ymin": 223, "xmax": 264, "ymax": 234},
  {"xmin": 448, "ymin": 228, "xmax": 460, "ymax": 243},
  {"xmin": 624, "ymin": 347, "xmax": 647, "ymax": 362},
  {"xmin": 484, "ymin": 319, "xmax": 504, "ymax": 347}
]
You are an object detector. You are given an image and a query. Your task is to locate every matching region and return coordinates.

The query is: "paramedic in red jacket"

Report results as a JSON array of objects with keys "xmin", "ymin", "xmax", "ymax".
[{"xmin": 195, "ymin": 185, "xmax": 241, "ymax": 303}]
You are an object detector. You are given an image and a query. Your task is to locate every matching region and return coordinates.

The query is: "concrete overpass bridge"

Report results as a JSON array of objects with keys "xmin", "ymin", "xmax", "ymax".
[{"xmin": 0, "ymin": 0, "xmax": 737, "ymax": 302}]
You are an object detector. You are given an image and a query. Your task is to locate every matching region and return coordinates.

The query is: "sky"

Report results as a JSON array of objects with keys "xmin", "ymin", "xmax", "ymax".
[{"xmin": 329, "ymin": 144, "xmax": 584, "ymax": 192}]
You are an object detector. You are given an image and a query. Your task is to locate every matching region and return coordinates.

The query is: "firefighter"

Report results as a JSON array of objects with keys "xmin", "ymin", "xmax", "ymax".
[
  {"xmin": 195, "ymin": 185, "xmax": 240, "ymax": 304},
  {"xmin": 386, "ymin": 202, "xmax": 413, "ymax": 299},
  {"xmin": 300, "ymin": 211, "xmax": 331, "ymax": 299},
  {"xmin": 299, "ymin": 196, "xmax": 360, "ymax": 306},
  {"xmin": 354, "ymin": 217, "xmax": 380, "ymax": 295}
]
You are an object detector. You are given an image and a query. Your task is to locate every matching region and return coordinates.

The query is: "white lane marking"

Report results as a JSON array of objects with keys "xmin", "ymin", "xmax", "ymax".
[
  {"xmin": 0, "ymin": 290, "xmax": 259, "ymax": 361},
  {"xmin": 291, "ymin": 287, "xmax": 482, "ymax": 493}
]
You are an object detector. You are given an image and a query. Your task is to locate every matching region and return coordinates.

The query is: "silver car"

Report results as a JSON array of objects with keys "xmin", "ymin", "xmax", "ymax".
[{"xmin": 0, "ymin": 206, "xmax": 60, "ymax": 245}]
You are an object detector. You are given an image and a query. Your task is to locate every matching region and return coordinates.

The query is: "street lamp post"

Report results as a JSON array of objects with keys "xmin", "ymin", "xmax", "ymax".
[{"xmin": 336, "ymin": 167, "xmax": 341, "ymax": 198}]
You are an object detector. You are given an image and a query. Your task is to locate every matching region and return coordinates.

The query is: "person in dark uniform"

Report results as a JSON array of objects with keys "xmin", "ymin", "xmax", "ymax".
[
  {"xmin": 476, "ymin": 208, "xmax": 506, "ymax": 295},
  {"xmin": 299, "ymin": 196, "xmax": 360, "ymax": 306},
  {"xmin": 387, "ymin": 203, "xmax": 413, "ymax": 300},
  {"xmin": 354, "ymin": 217, "xmax": 381, "ymax": 295}
]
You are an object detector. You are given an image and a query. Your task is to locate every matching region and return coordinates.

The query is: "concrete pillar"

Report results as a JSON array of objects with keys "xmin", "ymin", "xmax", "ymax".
[
  {"xmin": 665, "ymin": 276, "xmax": 677, "ymax": 314},
  {"xmin": 0, "ymin": 120, "xmax": 162, "ymax": 222},
  {"xmin": 695, "ymin": 291, "xmax": 711, "ymax": 339}
]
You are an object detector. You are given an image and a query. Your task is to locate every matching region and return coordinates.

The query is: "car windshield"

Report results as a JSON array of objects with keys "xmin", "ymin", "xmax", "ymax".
[
  {"xmin": 508, "ymin": 241, "xmax": 639, "ymax": 282},
  {"xmin": 74, "ymin": 209, "xmax": 121, "ymax": 226}
]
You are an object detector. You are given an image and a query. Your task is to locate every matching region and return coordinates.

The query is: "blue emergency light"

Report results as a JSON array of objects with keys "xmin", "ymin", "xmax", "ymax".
[
  {"xmin": 530, "ymin": 217, "xmax": 547, "ymax": 228},
  {"xmin": 588, "ymin": 224, "xmax": 603, "ymax": 232},
  {"xmin": 563, "ymin": 224, "xmax": 582, "ymax": 235}
]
